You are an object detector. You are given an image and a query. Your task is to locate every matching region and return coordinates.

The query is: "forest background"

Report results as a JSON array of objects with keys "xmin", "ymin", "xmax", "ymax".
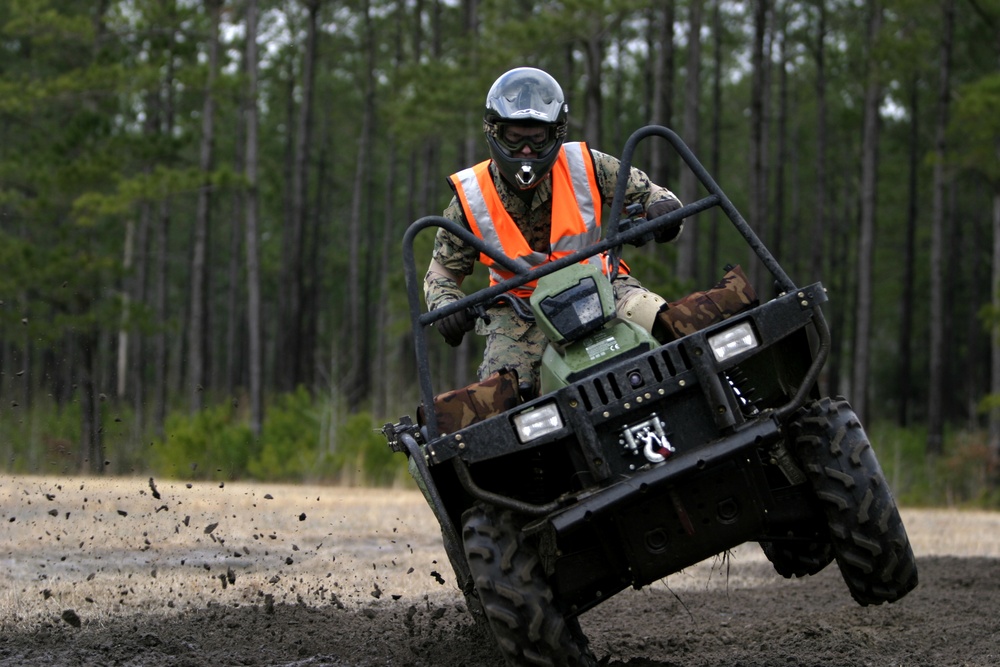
[{"xmin": 0, "ymin": 0, "xmax": 998, "ymax": 506}]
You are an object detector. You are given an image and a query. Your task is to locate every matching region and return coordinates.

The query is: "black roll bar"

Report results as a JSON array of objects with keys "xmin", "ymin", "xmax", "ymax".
[{"xmin": 401, "ymin": 126, "xmax": 804, "ymax": 440}]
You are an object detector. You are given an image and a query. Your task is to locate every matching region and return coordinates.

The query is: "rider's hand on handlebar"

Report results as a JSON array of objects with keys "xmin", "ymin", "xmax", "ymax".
[
  {"xmin": 436, "ymin": 307, "xmax": 476, "ymax": 347},
  {"xmin": 647, "ymin": 197, "xmax": 683, "ymax": 243}
]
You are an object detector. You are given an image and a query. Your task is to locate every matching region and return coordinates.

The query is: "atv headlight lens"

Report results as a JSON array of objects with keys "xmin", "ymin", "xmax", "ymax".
[
  {"xmin": 708, "ymin": 322, "xmax": 758, "ymax": 362},
  {"xmin": 513, "ymin": 403, "xmax": 563, "ymax": 443}
]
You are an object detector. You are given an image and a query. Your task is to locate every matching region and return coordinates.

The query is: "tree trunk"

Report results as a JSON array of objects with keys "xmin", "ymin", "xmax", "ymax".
[
  {"xmin": 772, "ymin": 7, "xmax": 789, "ymax": 266},
  {"xmin": 649, "ymin": 2, "xmax": 676, "ymax": 187},
  {"xmin": 78, "ymin": 332, "xmax": 104, "ymax": 474},
  {"xmin": 677, "ymin": 0, "xmax": 702, "ymax": 284},
  {"xmin": 928, "ymin": 0, "xmax": 955, "ymax": 457},
  {"xmin": 117, "ymin": 219, "xmax": 134, "ymax": 399},
  {"xmin": 582, "ymin": 33, "xmax": 603, "ymax": 149},
  {"xmin": 188, "ymin": 0, "xmax": 221, "ymax": 413},
  {"xmin": 851, "ymin": 0, "xmax": 883, "ymax": 424},
  {"xmin": 302, "ymin": 126, "xmax": 327, "ymax": 394},
  {"xmin": 641, "ymin": 7, "xmax": 655, "ymax": 169},
  {"xmin": 127, "ymin": 84, "xmax": 160, "ymax": 438},
  {"xmin": 276, "ymin": 66, "xmax": 296, "ymax": 392},
  {"xmin": 152, "ymin": 16, "xmax": 178, "ymax": 438},
  {"xmin": 707, "ymin": 0, "xmax": 722, "ymax": 276},
  {"xmin": 809, "ymin": 1, "xmax": 828, "ymax": 286},
  {"xmin": 244, "ymin": 0, "xmax": 264, "ymax": 435},
  {"xmin": 898, "ymin": 77, "xmax": 919, "ymax": 426},
  {"xmin": 748, "ymin": 0, "xmax": 768, "ymax": 287},
  {"xmin": 990, "ymin": 185, "xmax": 1000, "ymax": 471},
  {"xmin": 130, "ymin": 197, "xmax": 151, "ymax": 438},
  {"xmin": 277, "ymin": 0, "xmax": 321, "ymax": 392},
  {"xmin": 828, "ymin": 175, "xmax": 852, "ymax": 397},
  {"xmin": 225, "ymin": 47, "xmax": 247, "ymax": 399},
  {"xmin": 346, "ymin": 0, "xmax": 376, "ymax": 409}
]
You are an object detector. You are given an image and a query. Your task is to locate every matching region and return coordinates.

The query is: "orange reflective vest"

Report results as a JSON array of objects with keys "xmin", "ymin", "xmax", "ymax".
[{"xmin": 449, "ymin": 142, "xmax": 626, "ymax": 298}]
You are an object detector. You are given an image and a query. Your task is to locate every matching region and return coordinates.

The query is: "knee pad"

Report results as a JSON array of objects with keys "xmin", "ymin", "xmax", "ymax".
[{"xmin": 617, "ymin": 290, "xmax": 667, "ymax": 333}]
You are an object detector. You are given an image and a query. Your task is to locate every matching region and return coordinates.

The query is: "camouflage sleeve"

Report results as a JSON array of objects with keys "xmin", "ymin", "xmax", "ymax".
[
  {"xmin": 424, "ymin": 270, "xmax": 466, "ymax": 312},
  {"xmin": 591, "ymin": 149, "xmax": 681, "ymax": 211},
  {"xmin": 423, "ymin": 196, "xmax": 478, "ymax": 311}
]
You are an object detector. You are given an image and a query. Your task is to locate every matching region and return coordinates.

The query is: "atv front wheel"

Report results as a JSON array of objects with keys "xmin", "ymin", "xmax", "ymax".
[
  {"xmin": 463, "ymin": 505, "xmax": 596, "ymax": 667},
  {"xmin": 791, "ymin": 397, "xmax": 918, "ymax": 605}
]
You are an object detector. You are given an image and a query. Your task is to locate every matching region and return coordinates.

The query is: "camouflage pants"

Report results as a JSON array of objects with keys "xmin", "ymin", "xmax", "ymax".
[{"xmin": 476, "ymin": 275, "xmax": 650, "ymax": 393}]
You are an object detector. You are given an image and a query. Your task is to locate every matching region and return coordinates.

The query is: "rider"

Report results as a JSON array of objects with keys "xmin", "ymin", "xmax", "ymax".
[{"xmin": 423, "ymin": 66, "xmax": 684, "ymax": 396}]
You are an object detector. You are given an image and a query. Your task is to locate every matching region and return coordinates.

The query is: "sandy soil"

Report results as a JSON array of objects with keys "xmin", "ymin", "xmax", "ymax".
[{"xmin": 1, "ymin": 474, "xmax": 998, "ymax": 666}]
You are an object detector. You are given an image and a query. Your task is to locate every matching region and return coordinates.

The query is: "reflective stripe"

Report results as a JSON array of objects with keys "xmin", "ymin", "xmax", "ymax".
[
  {"xmin": 451, "ymin": 167, "xmax": 504, "ymax": 254},
  {"xmin": 550, "ymin": 227, "xmax": 601, "ymax": 252},
  {"xmin": 564, "ymin": 142, "xmax": 598, "ymax": 235}
]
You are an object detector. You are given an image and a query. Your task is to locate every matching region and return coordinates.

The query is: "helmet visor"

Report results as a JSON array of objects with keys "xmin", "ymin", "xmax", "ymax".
[
  {"xmin": 486, "ymin": 69, "xmax": 566, "ymax": 124},
  {"xmin": 493, "ymin": 123, "xmax": 558, "ymax": 156}
]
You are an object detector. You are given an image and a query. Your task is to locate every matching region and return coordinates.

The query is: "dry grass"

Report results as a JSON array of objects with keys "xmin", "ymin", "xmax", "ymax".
[{"xmin": 2, "ymin": 474, "xmax": 998, "ymax": 632}]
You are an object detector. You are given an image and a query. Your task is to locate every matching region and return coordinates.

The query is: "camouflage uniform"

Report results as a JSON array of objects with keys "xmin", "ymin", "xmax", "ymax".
[{"xmin": 425, "ymin": 148, "xmax": 681, "ymax": 393}]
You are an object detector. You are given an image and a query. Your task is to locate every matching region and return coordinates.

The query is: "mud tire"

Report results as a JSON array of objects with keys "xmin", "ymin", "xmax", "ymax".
[
  {"xmin": 759, "ymin": 537, "xmax": 834, "ymax": 578},
  {"xmin": 790, "ymin": 397, "xmax": 919, "ymax": 605},
  {"xmin": 462, "ymin": 505, "xmax": 597, "ymax": 667}
]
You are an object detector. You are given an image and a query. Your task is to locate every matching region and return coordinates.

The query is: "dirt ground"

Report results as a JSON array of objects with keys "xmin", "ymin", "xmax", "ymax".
[{"xmin": 1, "ymin": 474, "xmax": 997, "ymax": 667}]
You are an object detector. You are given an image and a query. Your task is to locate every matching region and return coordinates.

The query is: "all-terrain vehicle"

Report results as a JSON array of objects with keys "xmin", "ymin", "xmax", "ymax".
[{"xmin": 382, "ymin": 126, "xmax": 918, "ymax": 666}]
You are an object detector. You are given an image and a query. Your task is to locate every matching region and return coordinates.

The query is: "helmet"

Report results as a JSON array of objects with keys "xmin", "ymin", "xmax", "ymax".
[{"xmin": 483, "ymin": 67, "xmax": 568, "ymax": 190}]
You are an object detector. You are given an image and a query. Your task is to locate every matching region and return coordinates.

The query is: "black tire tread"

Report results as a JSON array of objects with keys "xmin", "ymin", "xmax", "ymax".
[
  {"xmin": 792, "ymin": 397, "xmax": 919, "ymax": 606},
  {"xmin": 759, "ymin": 537, "xmax": 834, "ymax": 578},
  {"xmin": 463, "ymin": 506, "xmax": 596, "ymax": 667}
]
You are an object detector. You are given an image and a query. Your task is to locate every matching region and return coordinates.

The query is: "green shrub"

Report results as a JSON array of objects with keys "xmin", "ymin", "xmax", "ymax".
[
  {"xmin": 868, "ymin": 421, "xmax": 999, "ymax": 508},
  {"xmin": 143, "ymin": 392, "xmax": 411, "ymax": 486},
  {"xmin": 150, "ymin": 403, "xmax": 254, "ymax": 480},
  {"xmin": 326, "ymin": 411, "xmax": 410, "ymax": 486},
  {"xmin": 0, "ymin": 397, "xmax": 80, "ymax": 473},
  {"xmin": 938, "ymin": 430, "xmax": 996, "ymax": 506},
  {"xmin": 868, "ymin": 421, "xmax": 932, "ymax": 505},
  {"xmin": 247, "ymin": 387, "xmax": 322, "ymax": 481}
]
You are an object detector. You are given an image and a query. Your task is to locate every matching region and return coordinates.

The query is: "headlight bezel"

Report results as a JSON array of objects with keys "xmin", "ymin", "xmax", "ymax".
[
  {"xmin": 707, "ymin": 321, "xmax": 759, "ymax": 362},
  {"xmin": 512, "ymin": 402, "xmax": 564, "ymax": 443}
]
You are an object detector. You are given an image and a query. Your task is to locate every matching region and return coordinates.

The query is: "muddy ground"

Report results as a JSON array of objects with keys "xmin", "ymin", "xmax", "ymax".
[{"xmin": 1, "ymin": 475, "xmax": 998, "ymax": 667}]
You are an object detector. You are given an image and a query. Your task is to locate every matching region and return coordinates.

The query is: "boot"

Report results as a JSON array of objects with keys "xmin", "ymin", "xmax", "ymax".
[{"xmin": 652, "ymin": 264, "xmax": 758, "ymax": 343}]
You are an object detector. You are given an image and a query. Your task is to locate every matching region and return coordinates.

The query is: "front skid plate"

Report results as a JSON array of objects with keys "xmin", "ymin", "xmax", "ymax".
[
  {"xmin": 547, "ymin": 416, "xmax": 781, "ymax": 536},
  {"xmin": 541, "ymin": 417, "xmax": 786, "ymax": 606}
]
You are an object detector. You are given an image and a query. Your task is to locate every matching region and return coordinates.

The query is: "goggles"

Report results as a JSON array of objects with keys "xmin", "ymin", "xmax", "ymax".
[{"xmin": 494, "ymin": 123, "xmax": 558, "ymax": 154}]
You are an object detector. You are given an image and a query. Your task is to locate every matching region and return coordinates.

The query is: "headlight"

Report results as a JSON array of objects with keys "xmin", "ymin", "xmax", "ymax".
[
  {"xmin": 708, "ymin": 322, "xmax": 758, "ymax": 362},
  {"xmin": 538, "ymin": 276, "xmax": 606, "ymax": 342},
  {"xmin": 532, "ymin": 264, "xmax": 616, "ymax": 345},
  {"xmin": 512, "ymin": 403, "xmax": 563, "ymax": 443}
]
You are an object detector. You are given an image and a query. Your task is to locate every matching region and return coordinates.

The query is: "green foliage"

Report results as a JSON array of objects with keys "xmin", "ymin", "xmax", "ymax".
[
  {"xmin": 0, "ymin": 398, "xmax": 80, "ymax": 474},
  {"xmin": 951, "ymin": 73, "xmax": 1000, "ymax": 184},
  {"xmin": 869, "ymin": 420, "xmax": 999, "ymax": 509},
  {"xmin": 6, "ymin": 392, "xmax": 997, "ymax": 505},
  {"xmin": 72, "ymin": 165, "xmax": 212, "ymax": 226},
  {"xmin": 150, "ymin": 403, "xmax": 255, "ymax": 481},
  {"xmin": 247, "ymin": 387, "xmax": 321, "ymax": 481},
  {"xmin": 0, "ymin": 393, "xmax": 143, "ymax": 476},
  {"xmin": 143, "ymin": 392, "xmax": 409, "ymax": 487},
  {"xmin": 624, "ymin": 247, "xmax": 695, "ymax": 299},
  {"xmin": 325, "ymin": 411, "xmax": 409, "ymax": 487}
]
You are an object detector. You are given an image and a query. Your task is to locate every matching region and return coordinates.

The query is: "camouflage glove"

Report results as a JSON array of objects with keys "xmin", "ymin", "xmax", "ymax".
[
  {"xmin": 647, "ymin": 197, "xmax": 683, "ymax": 243},
  {"xmin": 436, "ymin": 307, "xmax": 475, "ymax": 347}
]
